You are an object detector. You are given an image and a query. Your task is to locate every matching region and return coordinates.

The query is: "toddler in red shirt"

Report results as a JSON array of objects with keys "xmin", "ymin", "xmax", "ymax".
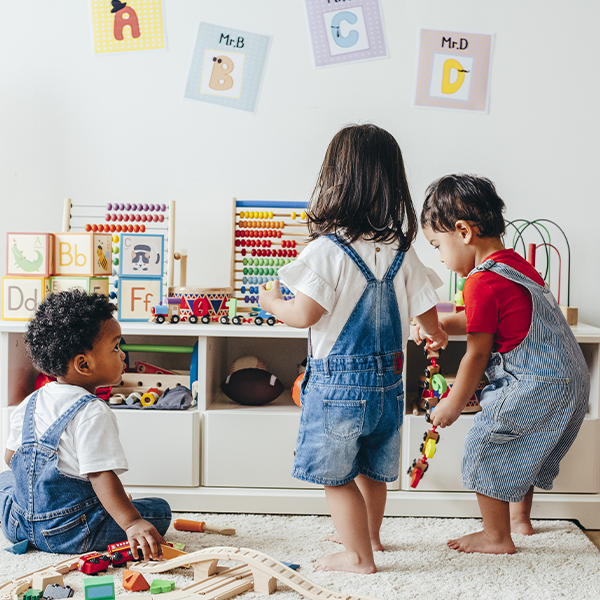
[{"xmin": 413, "ymin": 174, "xmax": 589, "ymax": 555}]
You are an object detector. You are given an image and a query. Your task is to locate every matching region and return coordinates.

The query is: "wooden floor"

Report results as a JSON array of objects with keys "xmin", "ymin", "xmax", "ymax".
[{"xmin": 584, "ymin": 530, "xmax": 600, "ymax": 549}]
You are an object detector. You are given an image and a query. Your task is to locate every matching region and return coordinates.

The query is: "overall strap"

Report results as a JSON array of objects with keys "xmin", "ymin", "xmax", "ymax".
[
  {"xmin": 468, "ymin": 259, "xmax": 547, "ymax": 292},
  {"xmin": 20, "ymin": 390, "xmax": 41, "ymax": 445},
  {"xmin": 326, "ymin": 234, "xmax": 376, "ymax": 283},
  {"xmin": 383, "ymin": 248, "xmax": 406, "ymax": 281},
  {"xmin": 38, "ymin": 393, "xmax": 99, "ymax": 449}
]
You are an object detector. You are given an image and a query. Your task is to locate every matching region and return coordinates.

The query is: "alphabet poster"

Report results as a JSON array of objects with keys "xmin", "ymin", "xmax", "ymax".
[
  {"xmin": 413, "ymin": 29, "xmax": 494, "ymax": 113},
  {"xmin": 304, "ymin": 0, "xmax": 387, "ymax": 68},
  {"xmin": 90, "ymin": 0, "xmax": 166, "ymax": 54},
  {"xmin": 185, "ymin": 22, "xmax": 271, "ymax": 113}
]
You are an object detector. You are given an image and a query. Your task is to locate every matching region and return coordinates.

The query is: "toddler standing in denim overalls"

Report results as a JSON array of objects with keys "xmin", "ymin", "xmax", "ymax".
[
  {"xmin": 0, "ymin": 290, "xmax": 170, "ymax": 558},
  {"xmin": 259, "ymin": 124, "xmax": 447, "ymax": 574},
  {"xmin": 415, "ymin": 174, "xmax": 589, "ymax": 554}
]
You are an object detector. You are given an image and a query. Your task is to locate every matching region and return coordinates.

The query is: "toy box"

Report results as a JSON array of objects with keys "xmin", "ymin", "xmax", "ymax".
[
  {"xmin": 6, "ymin": 232, "xmax": 54, "ymax": 278},
  {"xmin": 53, "ymin": 233, "xmax": 112, "ymax": 277},
  {"xmin": 119, "ymin": 233, "xmax": 164, "ymax": 279},
  {"xmin": 50, "ymin": 276, "xmax": 109, "ymax": 296},
  {"xmin": 1, "ymin": 276, "xmax": 50, "ymax": 321}
]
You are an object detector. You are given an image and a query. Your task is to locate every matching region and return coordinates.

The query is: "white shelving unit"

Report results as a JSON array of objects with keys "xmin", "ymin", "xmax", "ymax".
[{"xmin": 1, "ymin": 321, "xmax": 599, "ymax": 528}]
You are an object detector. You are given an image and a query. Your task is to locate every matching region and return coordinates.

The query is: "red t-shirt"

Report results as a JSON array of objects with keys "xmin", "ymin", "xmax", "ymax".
[{"xmin": 463, "ymin": 249, "xmax": 545, "ymax": 353}]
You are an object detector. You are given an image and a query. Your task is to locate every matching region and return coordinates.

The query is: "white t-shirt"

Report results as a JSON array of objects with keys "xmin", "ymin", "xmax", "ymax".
[
  {"xmin": 279, "ymin": 236, "xmax": 442, "ymax": 359},
  {"xmin": 6, "ymin": 382, "xmax": 128, "ymax": 480}
]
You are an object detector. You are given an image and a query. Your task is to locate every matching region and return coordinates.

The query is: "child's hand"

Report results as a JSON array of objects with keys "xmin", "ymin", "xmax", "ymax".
[
  {"xmin": 426, "ymin": 326, "xmax": 448, "ymax": 352},
  {"xmin": 126, "ymin": 518, "xmax": 166, "ymax": 562},
  {"xmin": 410, "ymin": 324, "xmax": 425, "ymax": 346},
  {"xmin": 430, "ymin": 399, "xmax": 462, "ymax": 428},
  {"xmin": 258, "ymin": 280, "xmax": 283, "ymax": 314}
]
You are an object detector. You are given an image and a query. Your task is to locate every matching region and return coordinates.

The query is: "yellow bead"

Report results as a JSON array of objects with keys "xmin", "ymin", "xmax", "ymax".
[
  {"xmin": 112, "ymin": 235, "xmax": 119, "ymax": 243},
  {"xmin": 301, "ymin": 211, "xmax": 307, "ymax": 220},
  {"xmin": 265, "ymin": 281, "xmax": 273, "ymax": 291},
  {"xmin": 268, "ymin": 211, "xmax": 274, "ymax": 219},
  {"xmin": 291, "ymin": 212, "xmax": 297, "ymax": 220},
  {"xmin": 240, "ymin": 211, "xmax": 245, "ymax": 219}
]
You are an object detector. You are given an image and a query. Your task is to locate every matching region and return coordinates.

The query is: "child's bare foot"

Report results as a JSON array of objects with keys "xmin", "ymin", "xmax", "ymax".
[
  {"xmin": 328, "ymin": 532, "xmax": 385, "ymax": 552},
  {"xmin": 314, "ymin": 551, "xmax": 377, "ymax": 574},
  {"xmin": 447, "ymin": 531, "xmax": 516, "ymax": 554},
  {"xmin": 510, "ymin": 519, "xmax": 534, "ymax": 536}
]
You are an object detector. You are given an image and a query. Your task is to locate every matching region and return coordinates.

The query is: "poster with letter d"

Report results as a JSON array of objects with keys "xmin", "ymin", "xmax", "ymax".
[
  {"xmin": 185, "ymin": 22, "xmax": 271, "ymax": 113},
  {"xmin": 413, "ymin": 28, "xmax": 494, "ymax": 113}
]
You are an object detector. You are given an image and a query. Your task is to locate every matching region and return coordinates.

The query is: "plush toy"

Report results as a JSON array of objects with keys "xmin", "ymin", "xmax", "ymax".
[{"xmin": 220, "ymin": 355, "xmax": 284, "ymax": 406}]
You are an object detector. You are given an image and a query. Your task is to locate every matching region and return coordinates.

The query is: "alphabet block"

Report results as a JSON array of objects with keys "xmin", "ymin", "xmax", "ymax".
[
  {"xmin": 119, "ymin": 233, "xmax": 164, "ymax": 278},
  {"xmin": 2, "ymin": 277, "xmax": 49, "ymax": 321},
  {"xmin": 53, "ymin": 233, "xmax": 112, "ymax": 277},
  {"xmin": 118, "ymin": 277, "xmax": 162, "ymax": 321},
  {"xmin": 49, "ymin": 276, "xmax": 109, "ymax": 297},
  {"xmin": 6, "ymin": 232, "xmax": 54, "ymax": 277}
]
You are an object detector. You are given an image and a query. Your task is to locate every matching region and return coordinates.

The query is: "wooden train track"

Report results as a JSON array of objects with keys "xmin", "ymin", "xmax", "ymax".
[
  {"xmin": 0, "ymin": 546, "xmax": 381, "ymax": 600},
  {"xmin": 131, "ymin": 546, "xmax": 381, "ymax": 600}
]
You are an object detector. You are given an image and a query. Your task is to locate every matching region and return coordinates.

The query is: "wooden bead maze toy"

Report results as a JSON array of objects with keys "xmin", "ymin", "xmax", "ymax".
[{"xmin": 231, "ymin": 199, "xmax": 309, "ymax": 325}]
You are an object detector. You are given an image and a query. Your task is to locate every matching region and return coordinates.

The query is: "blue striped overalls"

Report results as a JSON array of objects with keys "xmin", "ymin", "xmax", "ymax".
[
  {"xmin": 291, "ymin": 236, "xmax": 406, "ymax": 486},
  {"xmin": 462, "ymin": 260, "xmax": 590, "ymax": 502}
]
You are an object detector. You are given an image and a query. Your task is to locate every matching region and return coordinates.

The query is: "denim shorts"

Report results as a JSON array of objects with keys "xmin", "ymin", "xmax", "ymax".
[{"xmin": 291, "ymin": 356, "xmax": 404, "ymax": 486}]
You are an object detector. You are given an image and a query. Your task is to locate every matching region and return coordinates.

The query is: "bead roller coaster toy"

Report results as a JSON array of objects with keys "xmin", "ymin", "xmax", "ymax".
[
  {"xmin": 408, "ymin": 347, "xmax": 448, "ymax": 489},
  {"xmin": 230, "ymin": 199, "xmax": 310, "ymax": 325}
]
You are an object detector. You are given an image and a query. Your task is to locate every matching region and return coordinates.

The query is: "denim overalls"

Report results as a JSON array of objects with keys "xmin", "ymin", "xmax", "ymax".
[
  {"xmin": 291, "ymin": 236, "xmax": 406, "ymax": 486},
  {"xmin": 0, "ymin": 390, "xmax": 171, "ymax": 553},
  {"xmin": 462, "ymin": 260, "xmax": 590, "ymax": 503}
]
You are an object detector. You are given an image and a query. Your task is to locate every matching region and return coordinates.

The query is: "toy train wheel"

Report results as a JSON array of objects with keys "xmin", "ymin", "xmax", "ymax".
[
  {"xmin": 267, "ymin": 317, "xmax": 276, "ymax": 326},
  {"xmin": 156, "ymin": 315, "xmax": 165, "ymax": 324},
  {"xmin": 170, "ymin": 315, "xmax": 180, "ymax": 324},
  {"xmin": 419, "ymin": 443, "xmax": 424, "ymax": 453},
  {"xmin": 232, "ymin": 316, "xmax": 242, "ymax": 325},
  {"xmin": 254, "ymin": 317, "xmax": 264, "ymax": 326},
  {"xmin": 220, "ymin": 316, "xmax": 229, "ymax": 325},
  {"xmin": 201, "ymin": 315, "xmax": 210, "ymax": 324},
  {"xmin": 189, "ymin": 315, "xmax": 198, "ymax": 324},
  {"xmin": 111, "ymin": 551, "xmax": 123, "ymax": 562}
]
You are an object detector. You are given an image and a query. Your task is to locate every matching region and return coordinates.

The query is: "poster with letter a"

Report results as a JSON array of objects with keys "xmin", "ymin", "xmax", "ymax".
[
  {"xmin": 90, "ymin": 0, "xmax": 166, "ymax": 54},
  {"xmin": 185, "ymin": 22, "xmax": 271, "ymax": 113},
  {"xmin": 413, "ymin": 29, "xmax": 494, "ymax": 113},
  {"xmin": 304, "ymin": 0, "xmax": 387, "ymax": 68}
]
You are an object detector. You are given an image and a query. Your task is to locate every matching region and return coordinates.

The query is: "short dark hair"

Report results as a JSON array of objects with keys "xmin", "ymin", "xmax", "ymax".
[
  {"xmin": 307, "ymin": 123, "xmax": 418, "ymax": 249},
  {"xmin": 421, "ymin": 174, "xmax": 506, "ymax": 238},
  {"xmin": 24, "ymin": 289, "xmax": 117, "ymax": 377}
]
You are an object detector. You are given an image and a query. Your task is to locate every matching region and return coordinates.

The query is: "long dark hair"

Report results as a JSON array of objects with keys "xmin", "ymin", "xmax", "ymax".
[{"xmin": 307, "ymin": 124, "xmax": 418, "ymax": 249}]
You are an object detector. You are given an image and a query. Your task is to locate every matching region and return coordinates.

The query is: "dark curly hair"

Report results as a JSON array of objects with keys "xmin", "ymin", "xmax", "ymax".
[
  {"xmin": 307, "ymin": 123, "xmax": 418, "ymax": 249},
  {"xmin": 24, "ymin": 290, "xmax": 117, "ymax": 377},
  {"xmin": 421, "ymin": 174, "xmax": 506, "ymax": 238}
]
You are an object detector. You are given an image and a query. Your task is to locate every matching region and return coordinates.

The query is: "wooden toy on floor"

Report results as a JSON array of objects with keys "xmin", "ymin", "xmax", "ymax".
[
  {"xmin": 42, "ymin": 584, "xmax": 73, "ymax": 600},
  {"xmin": 174, "ymin": 518, "xmax": 236, "ymax": 535},
  {"xmin": 0, "ymin": 548, "xmax": 381, "ymax": 600},
  {"xmin": 149, "ymin": 580, "xmax": 175, "ymax": 594},
  {"xmin": 122, "ymin": 571, "xmax": 150, "ymax": 592}
]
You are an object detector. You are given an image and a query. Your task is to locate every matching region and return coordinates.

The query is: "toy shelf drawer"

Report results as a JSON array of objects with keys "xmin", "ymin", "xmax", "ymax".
[
  {"xmin": 203, "ymin": 406, "xmax": 319, "ymax": 489},
  {"xmin": 114, "ymin": 409, "xmax": 200, "ymax": 487},
  {"xmin": 401, "ymin": 415, "xmax": 600, "ymax": 493}
]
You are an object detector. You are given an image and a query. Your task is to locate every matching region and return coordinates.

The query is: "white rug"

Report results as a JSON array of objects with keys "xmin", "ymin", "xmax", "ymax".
[{"xmin": 2, "ymin": 514, "xmax": 600, "ymax": 600}]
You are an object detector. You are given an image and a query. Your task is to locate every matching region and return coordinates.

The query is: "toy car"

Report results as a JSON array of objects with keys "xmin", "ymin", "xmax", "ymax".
[
  {"xmin": 77, "ymin": 552, "xmax": 110, "ymax": 574},
  {"xmin": 107, "ymin": 540, "xmax": 143, "ymax": 566}
]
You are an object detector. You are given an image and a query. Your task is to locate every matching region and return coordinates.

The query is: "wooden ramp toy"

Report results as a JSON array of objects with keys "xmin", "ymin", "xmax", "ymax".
[{"xmin": 130, "ymin": 546, "xmax": 381, "ymax": 600}]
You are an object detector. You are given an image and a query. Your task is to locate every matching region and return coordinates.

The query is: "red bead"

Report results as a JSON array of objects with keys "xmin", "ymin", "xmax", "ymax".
[
  {"xmin": 85, "ymin": 224, "xmax": 92, "ymax": 232},
  {"xmin": 152, "ymin": 215, "xmax": 159, "ymax": 222},
  {"xmin": 105, "ymin": 213, "xmax": 111, "ymax": 222},
  {"xmin": 134, "ymin": 224, "xmax": 140, "ymax": 232},
  {"xmin": 158, "ymin": 215, "xmax": 164, "ymax": 222},
  {"xmin": 91, "ymin": 224, "xmax": 98, "ymax": 232},
  {"xmin": 117, "ymin": 214, "xmax": 123, "ymax": 221},
  {"xmin": 110, "ymin": 224, "xmax": 116, "ymax": 232},
  {"xmin": 140, "ymin": 225, "xmax": 146, "ymax": 232}
]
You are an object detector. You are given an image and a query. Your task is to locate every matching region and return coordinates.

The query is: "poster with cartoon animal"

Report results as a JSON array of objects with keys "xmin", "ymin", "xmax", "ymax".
[
  {"xmin": 89, "ymin": 0, "xmax": 166, "ymax": 54},
  {"xmin": 413, "ymin": 28, "xmax": 494, "ymax": 113},
  {"xmin": 119, "ymin": 233, "xmax": 164, "ymax": 278},
  {"xmin": 184, "ymin": 22, "xmax": 271, "ymax": 113}
]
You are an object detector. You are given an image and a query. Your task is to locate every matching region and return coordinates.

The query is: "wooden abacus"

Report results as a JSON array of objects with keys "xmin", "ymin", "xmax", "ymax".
[{"xmin": 230, "ymin": 199, "xmax": 310, "ymax": 324}]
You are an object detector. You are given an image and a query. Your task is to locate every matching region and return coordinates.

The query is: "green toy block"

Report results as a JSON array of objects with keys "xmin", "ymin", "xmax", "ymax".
[
  {"xmin": 23, "ymin": 590, "xmax": 42, "ymax": 600},
  {"xmin": 83, "ymin": 576, "xmax": 114, "ymax": 600},
  {"xmin": 149, "ymin": 580, "xmax": 175, "ymax": 594}
]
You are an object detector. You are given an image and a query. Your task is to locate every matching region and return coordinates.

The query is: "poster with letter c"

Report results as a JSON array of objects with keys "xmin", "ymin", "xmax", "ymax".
[
  {"xmin": 185, "ymin": 22, "xmax": 271, "ymax": 113},
  {"xmin": 304, "ymin": 0, "xmax": 387, "ymax": 68},
  {"xmin": 413, "ymin": 28, "xmax": 494, "ymax": 113}
]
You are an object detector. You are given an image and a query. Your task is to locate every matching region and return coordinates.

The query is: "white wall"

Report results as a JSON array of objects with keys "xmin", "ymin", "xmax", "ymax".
[{"xmin": 1, "ymin": 0, "xmax": 598, "ymax": 326}]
